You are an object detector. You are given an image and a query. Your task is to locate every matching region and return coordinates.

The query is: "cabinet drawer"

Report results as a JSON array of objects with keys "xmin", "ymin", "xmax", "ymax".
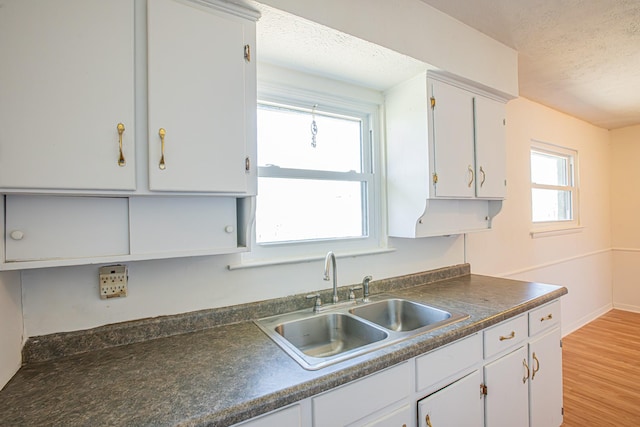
[
  {"xmin": 312, "ymin": 362, "xmax": 410, "ymax": 427},
  {"xmin": 529, "ymin": 300, "xmax": 561, "ymax": 337},
  {"xmin": 483, "ymin": 314, "xmax": 527, "ymax": 359},
  {"xmin": 415, "ymin": 333, "xmax": 481, "ymax": 392},
  {"xmin": 129, "ymin": 197, "xmax": 237, "ymax": 254},
  {"xmin": 233, "ymin": 404, "xmax": 300, "ymax": 427},
  {"xmin": 5, "ymin": 195, "xmax": 129, "ymax": 262}
]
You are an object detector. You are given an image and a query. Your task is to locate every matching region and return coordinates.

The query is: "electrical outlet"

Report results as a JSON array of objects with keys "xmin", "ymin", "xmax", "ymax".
[{"xmin": 99, "ymin": 265, "xmax": 128, "ymax": 299}]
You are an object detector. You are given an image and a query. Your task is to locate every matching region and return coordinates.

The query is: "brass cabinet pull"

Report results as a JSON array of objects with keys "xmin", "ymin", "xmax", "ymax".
[
  {"xmin": 540, "ymin": 314, "xmax": 553, "ymax": 322},
  {"xmin": 468, "ymin": 165, "xmax": 474, "ymax": 187},
  {"xmin": 480, "ymin": 166, "xmax": 486, "ymax": 187},
  {"xmin": 499, "ymin": 331, "xmax": 515, "ymax": 341},
  {"xmin": 426, "ymin": 414, "xmax": 433, "ymax": 427},
  {"xmin": 117, "ymin": 123, "xmax": 126, "ymax": 166},
  {"xmin": 158, "ymin": 128, "xmax": 166, "ymax": 170},
  {"xmin": 532, "ymin": 352, "xmax": 540, "ymax": 380},
  {"xmin": 523, "ymin": 358, "xmax": 530, "ymax": 383},
  {"xmin": 244, "ymin": 44, "xmax": 251, "ymax": 62}
]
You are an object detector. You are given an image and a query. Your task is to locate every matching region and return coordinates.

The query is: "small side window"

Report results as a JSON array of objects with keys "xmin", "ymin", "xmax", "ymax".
[{"xmin": 530, "ymin": 141, "xmax": 579, "ymax": 232}]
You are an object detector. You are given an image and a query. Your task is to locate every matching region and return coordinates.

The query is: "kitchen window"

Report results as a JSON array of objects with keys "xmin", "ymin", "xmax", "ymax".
[
  {"xmin": 530, "ymin": 141, "xmax": 580, "ymax": 236},
  {"xmin": 240, "ymin": 78, "xmax": 387, "ymax": 266}
]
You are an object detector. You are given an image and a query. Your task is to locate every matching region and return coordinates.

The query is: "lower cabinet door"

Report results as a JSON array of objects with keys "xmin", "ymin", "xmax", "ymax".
[
  {"xmin": 484, "ymin": 346, "xmax": 529, "ymax": 427},
  {"xmin": 529, "ymin": 328, "xmax": 563, "ymax": 427},
  {"xmin": 418, "ymin": 370, "xmax": 483, "ymax": 427},
  {"xmin": 360, "ymin": 404, "xmax": 411, "ymax": 427}
]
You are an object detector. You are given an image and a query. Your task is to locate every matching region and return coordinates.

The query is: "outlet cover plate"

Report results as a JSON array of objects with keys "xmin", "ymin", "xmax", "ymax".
[{"xmin": 99, "ymin": 265, "xmax": 128, "ymax": 299}]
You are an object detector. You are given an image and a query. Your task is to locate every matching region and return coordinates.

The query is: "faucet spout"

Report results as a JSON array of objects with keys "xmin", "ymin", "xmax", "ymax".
[{"xmin": 323, "ymin": 251, "xmax": 338, "ymax": 303}]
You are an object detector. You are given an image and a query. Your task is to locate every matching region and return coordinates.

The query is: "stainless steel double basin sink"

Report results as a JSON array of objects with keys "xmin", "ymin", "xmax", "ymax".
[{"xmin": 255, "ymin": 295, "xmax": 469, "ymax": 370}]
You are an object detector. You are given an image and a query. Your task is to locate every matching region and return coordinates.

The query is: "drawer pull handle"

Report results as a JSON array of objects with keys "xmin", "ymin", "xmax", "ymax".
[
  {"xmin": 532, "ymin": 352, "xmax": 540, "ymax": 380},
  {"xmin": 425, "ymin": 414, "xmax": 433, "ymax": 427},
  {"xmin": 523, "ymin": 358, "xmax": 530, "ymax": 383},
  {"xmin": 540, "ymin": 314, "xmax": 553, "ymax": 322},
  {"xmin": 499, "ymin": 331, "xmax": 515, "ymax": 341},
  {"xmin": 117, "ymin": 123, "xmax": 126, "ymax": 167},
  {"xmin": 158, "ymin": 128, "xmax": 167, "ymax": 170}
]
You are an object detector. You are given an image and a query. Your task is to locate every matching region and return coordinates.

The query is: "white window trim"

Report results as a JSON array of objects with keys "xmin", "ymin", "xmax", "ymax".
[
  {"xmin": 529, "ymin": 139, "xmax": 581, "ymax": 237},
  {"xmin": 235, "ymin": 69, "xmax": 388, "ymax": 268}
]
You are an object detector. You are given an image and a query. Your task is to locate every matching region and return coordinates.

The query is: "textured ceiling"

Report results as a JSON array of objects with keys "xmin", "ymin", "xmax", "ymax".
[{"xmin": 418, "ymin": 0, "xmax": 640, "ymax": 129}]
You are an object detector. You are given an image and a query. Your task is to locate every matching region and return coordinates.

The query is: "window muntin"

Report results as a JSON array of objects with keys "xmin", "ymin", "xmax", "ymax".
[
  {"xmin": 530, "ymin": 144, "xmax": 578, "ymax": 225},
  {"xmin": 255, "ymin": 100, "xmax": 376, "ymax": 248}
]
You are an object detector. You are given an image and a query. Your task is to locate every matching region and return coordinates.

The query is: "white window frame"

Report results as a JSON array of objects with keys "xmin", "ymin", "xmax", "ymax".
[
  {"xmin": 236, "ymin": 73, "xmax": 389, "ymax": 268},
  {"xmin": 529, "ymin": 140, "xmax": 581, "ymax": 238}
]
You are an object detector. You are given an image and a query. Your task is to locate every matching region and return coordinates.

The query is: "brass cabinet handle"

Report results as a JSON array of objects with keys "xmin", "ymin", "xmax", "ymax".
[
  {"xmin": 523, "ymin": 358, "xmax": 530, "ymax": 383},
  {"xmin": 426, "ymin": 414, "xmax": 433, "ymax": 427},
  {"xmin": 117, "ymin": 123, "xmax": 126, "ymax": 167},
  {"xmin": 540, "ymin": 314, "xmax": 553, "ymax": 322},
  {"xmin": 468, "ymin": 165, "xmax": 474, "ymax": 187},
  {"xmin": 158, "ymin": 128, "xmax": 166, "ymax": 170},
  {"xmin": 480, "ymin": 166, "xmax": 486, "ymax": 187},
  {"xmin": 532, "ymin": 352, "xmax": 540, "ymax": 380},
  {"xmin": 499, "ymin": 331, "xmax": 515, "ymax": 341}
]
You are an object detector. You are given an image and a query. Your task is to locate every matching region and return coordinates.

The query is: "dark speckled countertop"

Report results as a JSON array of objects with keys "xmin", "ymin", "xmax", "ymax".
[{"xmin": 0, "ymin": 265, "xmax": 567, "ymax": 426}]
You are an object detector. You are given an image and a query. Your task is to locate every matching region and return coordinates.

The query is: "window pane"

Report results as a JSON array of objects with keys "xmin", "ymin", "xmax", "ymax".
[
  {"xmin": 531, "ymin": 151, "xmax": 570, "ymax": 186},
  {"xmin": 256, "ymin": 178, "xmax": 366, "ymax": 243},
  {"xmin": 257, "ymin": 104, "xmax": 362, "ymax": 172},
  {"xmin": 532, "ymin": 188, "xmax": 572, "ymax": 222}
]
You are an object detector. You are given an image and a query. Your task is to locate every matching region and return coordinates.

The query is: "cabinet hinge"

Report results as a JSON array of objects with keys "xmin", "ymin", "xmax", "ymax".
[
  {"xmin": 244, "ymin": 44, "xmax": 251, "ymax": 62},
  {"xmin": 480, "ymin": 383, "xmax": 488, "ymax": 396},
  {"xmin": 561, "ymin": 407, "xmax": 564, "ymax": 416},
  {"xmin": 245, "ymin": 156, "xmax": 251, "ymax": 173},
  {"xmin": 430, "ymin": 96, "xmax": 436, "ymax": 109},
  {"xmin": 560, "ymin": 339, "xmax": 563, "ymax": 348},
  {"xmin": 433, "ymin": 173, "xmax": 438, "ymax": 184}
]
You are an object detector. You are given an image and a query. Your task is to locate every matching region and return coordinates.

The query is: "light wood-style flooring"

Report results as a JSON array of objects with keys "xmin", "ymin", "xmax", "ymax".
[{"xmin": 562, "ymin": 309, "xmax": 640, "ymax": 426}]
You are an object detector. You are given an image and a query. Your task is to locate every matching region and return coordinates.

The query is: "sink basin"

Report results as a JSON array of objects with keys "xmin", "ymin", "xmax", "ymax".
[
  {"xmin": 349, "ymin": 298, "xmax": 452, "ymax": 332},
  {"xmin": 275, "ymin": 313, "xmax": 388, "ymax": 358},
  {"xmin": 255, "ymin": 295, "xmax": 468, "ymax": 370}
]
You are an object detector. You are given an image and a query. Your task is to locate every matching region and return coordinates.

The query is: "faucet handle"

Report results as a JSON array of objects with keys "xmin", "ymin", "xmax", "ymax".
[
  {"xmin": 348, "ymin": 286, "xmax": 363, "ymax": 301},
  {"xmin": 362, "ymin": 275, "xmax": 372, "ymax": 302},
  {"xmin": 306, "ymin": 293, "xmax": 322, "ymax": 312}
]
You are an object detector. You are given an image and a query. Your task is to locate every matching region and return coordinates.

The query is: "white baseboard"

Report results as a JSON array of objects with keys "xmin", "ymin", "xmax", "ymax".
[
  {"xmin": 612, "ymin": 303, "xmax": 640, "ymax": 314},
  {"xmin": 562, "ymin": 303, "xmax": 613, "ymax": 337}
]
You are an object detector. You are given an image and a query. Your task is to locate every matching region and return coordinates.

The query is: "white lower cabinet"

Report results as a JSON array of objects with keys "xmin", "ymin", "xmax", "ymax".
[
  {"xmin": 312, "ymin": 362, "xmax": 411, "ymax": 427},
  {"xmin": 483, "ymin": 346, "xmax": 530, "ymax": 427},
  {"xmin": 234, "ymin": 300, "xmax": 563, "ymax": 427},
  {"xmin": 418, "ymin": 370, "xmax": 483, "ymax": 427}
]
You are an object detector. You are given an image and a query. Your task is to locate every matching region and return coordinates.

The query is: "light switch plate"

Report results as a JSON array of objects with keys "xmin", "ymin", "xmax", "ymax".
[{"xmin": 99, "ymin": 265, "xmax": 128, "ymax": 299}]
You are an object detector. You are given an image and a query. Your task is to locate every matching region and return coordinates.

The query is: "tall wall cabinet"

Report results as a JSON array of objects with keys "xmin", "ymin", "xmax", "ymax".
[
  {"xmin": 386, "ymin": 71, "xmax": 511, "ymax": 238},
  {"xmin": 0, "ymin": 0, "xmax": 260, "ymax": 270}
]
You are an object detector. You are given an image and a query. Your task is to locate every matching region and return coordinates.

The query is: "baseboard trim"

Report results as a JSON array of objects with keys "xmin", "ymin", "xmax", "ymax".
[
  {"xmin": 562, "ymin": 303, "xmax": 613, "ymax": 337},
  {"xmin": 612, "ymin": 303, "xmax": 640, "ymax": 313}
]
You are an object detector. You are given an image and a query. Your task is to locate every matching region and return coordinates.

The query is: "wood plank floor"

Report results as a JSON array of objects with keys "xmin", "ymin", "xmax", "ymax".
[{"xmin": 562, "ymin": 310, "xmax": 640, "ymax": 426}]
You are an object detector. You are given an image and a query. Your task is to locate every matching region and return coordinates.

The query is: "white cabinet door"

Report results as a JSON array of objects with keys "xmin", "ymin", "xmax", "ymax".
[
  {"xmin": 484, "ymin": 346, "xmax": 529, "ymax": 427},
  {"xmin": 0, "ymin": 0, "xmax": 135, "ymax": 191},
  {"xmin": 147, "ymin": 0, "xmax": 253, "ymax": 193},
  {"xmin": 529, "ymin": 328, "xmax": 563, "ymax": 427},
  {"xmin": 430, "ymin": 79, "xmax": 475, "ymax": 198},
  {"xmin": 418, "ymin": 370, "xmax": 483, "ymax": 427},
  {"xmin": 474, "ymin": 96, "xmax": 506, "ymax": 198},
  {"xmin": 233, "ymin": 404, "xmax": 301, "ymax": 427}
]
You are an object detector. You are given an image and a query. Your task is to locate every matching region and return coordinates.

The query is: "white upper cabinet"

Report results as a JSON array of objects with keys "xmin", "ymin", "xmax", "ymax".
[
  {"xmin": 147, "ymin": 0, "xmax": 256, "ymax": 193},
  {"xmin": 474, "ymin": 96, "xmax": 507, "ymax": 199},
  {"xmin": 0, "ymin": 0, "xmax": 136, "ymax": 191},
  {"xmin": 385, "ymin": 71, "xmax": 510, "ymax": 237},
  {"xmin": 430, "ymin": 79, "xmax": 476, "ymax": 198}
]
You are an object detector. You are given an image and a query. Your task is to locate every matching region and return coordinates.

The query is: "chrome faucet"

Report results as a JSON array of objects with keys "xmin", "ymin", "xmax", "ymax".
[{"xmin": 323, "ymin": 251, "xmax": 339, "ymax": 303}]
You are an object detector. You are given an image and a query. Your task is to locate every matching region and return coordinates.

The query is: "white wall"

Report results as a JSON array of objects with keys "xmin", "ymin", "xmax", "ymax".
[
  {"xmin": 610, "ymin": 125, "xmax": 640, "ymax": 312},
  {"xmin": 0, "ymin": 271, "xmax": 22, "ymax": 388},
  {"xmin": 466, "ymin": 97, "xmax": 613, "ymax": 335}
]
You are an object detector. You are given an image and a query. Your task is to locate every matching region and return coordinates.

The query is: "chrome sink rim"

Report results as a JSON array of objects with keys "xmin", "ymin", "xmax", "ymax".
[{"xmin": 254, "ymin": 295, "xmax": 469, "ymax": 370}]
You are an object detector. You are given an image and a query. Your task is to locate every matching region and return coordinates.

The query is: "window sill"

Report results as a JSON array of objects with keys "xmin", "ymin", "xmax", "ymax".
[
  {"xmin": 530, "ymin": 225, "xmax": 583, "ymax": 238},
  {"xmin": 228, "ymin": 246, "xmax": 396, "ymax": 270}
]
